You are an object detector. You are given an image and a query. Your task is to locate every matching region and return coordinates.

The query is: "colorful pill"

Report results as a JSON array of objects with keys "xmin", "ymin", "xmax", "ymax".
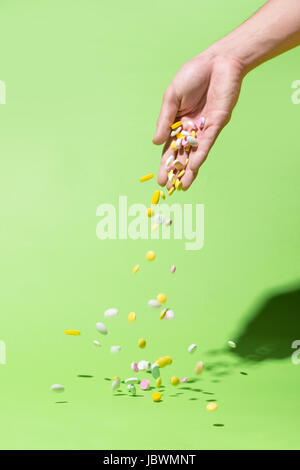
[
  {"xmin": 165, "ymin": 219, "xmax": 172, "ymax": 226},
  {"xmin": 185, "ymin": 158, "xmax": 189, "ymax": 166},
  {"xmin": 128, "ymin": 312, "xmax": 136, "ymax": 322},
  {"xmin": 170, "ymin": 121, "xmax": 182, "ymax": 130},
  {"xmin": 228, "ymin": 340, "xmax": 236, "ymax": 348},
  {"xmin": 185, "ymin": 145, "xmax": 191, "ymax": 152},
  {"xmin": 206, "ymin": 402, "xmax": 218, "ymax": 412},
  {"xmin": 175, "ymin": 179, "xmax": 182, "ymax": 190},
  {"xmin": 140, "ymin": 379, "xmax": 150, "ymax": 390},
  {"xmin": 104, "ymin": 308, "xmax": 118, "ymax": 318},
  {"xmin": 152, "ymin": 392, "xmax": 162, "ymax": 402},
  {"xmin": 110, "ymin": 345, "xmax": 121, "ymax": 354},
  {"xmin": 152, "ymin": 223, "xmax": 159, "ymax": 232},
  {"xmin": 140, "ymin": 173, "xmax": 154, "ymax": 182},
  {"xmin": 160, "ymin": 308, "xmax": 167, "ymax": 320},
  {"xmin": 138, "ymin": 338, "xmax": 146, "ymax": 349},
  {"xmin": 146, "ymin": 250, "xmax": 155, "ymax": 261},
  {"xmin": 156, "ymin": 377, "xmax": 162, "ymax": 388},
  {"xmin": 199, "ymin": 117, "xmax": 205, "ymax": 130},
  {"xmin": 195, "ymin": 361, "xmax": 204, "ymax": 375},
  {"xmin": 157, "ymin": 293, "xmax": 167, "ymax": 303},
  {"xmin": 148, "ymin": 299, "xmax": 161, "ymax": 308},
  {"xmin": 180, "ymin": 377, "xmax": 188, "ymax": 383},
  {"xmin": 147, "ymin": 207, "xmax": 154, "ymax": 217},
  {"xmin": 171, "ymin": 376, "xmax": 179, "ymax": 386},
  {"xmin": 64, "ymin": 330, "xmax": 80, "ymax": 336},
  {"xmin": 170, "ymin": 265, "xmax": 176, "ymax": 273},
  {"xmin": 138, "ymin": 360, "xmax": 151, "ymax": 371},
  {"xmin": 50, "ymin": 384, "xmax": 64, "ymax": 392},
  {"xmin": 164, "ymin": 309, "xmax": 175, "ymax": 320},
  {"xmin": 168, "ymin": 187, "xmax": 175, "ymax": 196},
  {"xmin": 125, "ymin": 377, "xmax": 139, "ymax": 384},
  {"xmin": 151, "ymin": 363, "xmax": 160, "ymax": 379},
  {"xmin": 131, "ymin": 362, "xmax": 139, "ymax": 372},
  {"xmin": 181, "ymin": 130, "xmax": 189, "ymax": 136},
  {"xmin": 111, "ymin": 378, "xmax": 120, "ymax": 391},
  {"xmin": 173, "ymin": 160, "xmax": 184, "ymax": 171},
  {"xmin": 93, "ymin": 340, "xmax": 101, "ymax": 347},
  {"xmin": 160, "ymin": 190, "xmax": 165, "ymax": 199},
  {"xmin": 154, "ymin": 214, "xmax": 165, "ymax": 225},
  {"xmin": 175, "ymin": 138, "xmax": 182, "ymax": 149},
  {"xmin": 165, "ymin": 155, "xmax": 175, "ymax": 168},
  {"xmin": 188, "ymin": 344, "xmax": 197, "ymax": 353},
  {"xmin": 128, "ymin": 384, "xmax": 136, "ymax": 395},
  {"xmin": 191, "ymin": 130, "xmax": 196, "ymax": 138},
  {"xmin": 171, "ymin": 141, "xmax": 177, "ymax": 151},
  {"xmin": 178, "ymin": 169, "xmax": 185, "ymax": 178},
  {"xmin": 96, "ymin": 322, "xmax": 108, "ymax": 335},
  {"xmin": 152, "ymin": 190, "xmax": 160, "ymax": 205},
  {"xmin": 132, "ymin": 264, "xmax": 140, "ymax": 274},
  {"xmin": 170, "ymin": 126, "xmax": 182, "ymax": 136},
  {"xmin": 168, "ymin": 172, "xmax": 176, "ymax": 184},
  {"xmin": 187, "ymin": 136, "xmax": 198, "ymax": 147}
]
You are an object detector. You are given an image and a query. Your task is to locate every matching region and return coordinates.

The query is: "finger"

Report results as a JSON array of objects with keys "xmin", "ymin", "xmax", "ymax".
[
  {"xmin": 189, "ymin": 123, "xmax": 222, "ymax": 172},
  {"xmin": 181, "ymin": 167, "xmax": 198, "ymax": 190},
  {"xmin": 153, "ymin": 87, "xmax": 179, "ymax": 145},
  {"xmin": 157, "ymin": 142, "xmax": 176, "ymax": 187}
]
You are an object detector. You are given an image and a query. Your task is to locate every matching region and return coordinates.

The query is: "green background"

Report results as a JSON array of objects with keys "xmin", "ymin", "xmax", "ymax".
[{"xmin": 0, "ymin": 0, "xmax": 299, "ymax": 450}]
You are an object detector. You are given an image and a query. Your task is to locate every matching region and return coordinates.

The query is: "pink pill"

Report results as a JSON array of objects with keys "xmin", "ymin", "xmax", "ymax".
[
  {"xmin": 131, "ymin": 362, "xmax": 139, "ymax": 372},
  {"xmin": 180, "ymin": 377, "xmax": 188, "ymax": 383},
  {"xmin": 140, "ymin": 379, "xmax": 150, "ymax": 390},
  {"xmin": 165, "ymin": 219, "xmax": 172, "ymax": 226},
  {"xmin": 199, "ymin": 117, "xmax": 205, "ymax": 130},
  {"xmin": 167, "ymin": 165, "xmax": 175, "ymax": 172},
  {"xmin": 182, "ymin": 139, "xmax": 188, "ymax": 147},
  {"xmin": 170, "ymin": 265, "xmax": 176, "ymax": 273}
]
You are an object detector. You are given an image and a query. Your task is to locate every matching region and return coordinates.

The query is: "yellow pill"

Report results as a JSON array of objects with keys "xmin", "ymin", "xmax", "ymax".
[
  {"xmin": 170, "ymin": 121, "xmax": 182, "ymax": 130},
  {"xmin": 152, "ymin": 190, "xmax": 160, "ymax": 205},
  {"xmin": 147, "ymin": 207, "xmax": 154, "ymax": 217},
  {"xmin": 160, "ymin": 190, "xmax": 165, "ymax": 199},
  {"xmin": 155, "ymin": 356, "xmax": 172, "ymax": 368},
  {"xmin": 152, "ymin": 392, "xmax": 162, "ymax": 402},
  {"xmin": 191, "ymin": 130, "xmax": 196, "ymax": 138},
  {"xmin": 156, "ymin": 377, "xmax": 162, "ymax": 388},
  {"xmin": 171, "ymin": 376, "xmax": 179, "ymax": 386},
  {"xmin": 175, "ymin": 179, "xmax": 182, "ymax": 191},
  {"xmin": 178, "ymin": 169, "xmax": 185, "ymax": 178},
  {"xmin": 146, "ymin": 250, "xmax": 155, "ymax": 261},
  {"xmin": 128, "ymin": 312, "xmax": 136, "ymax": 322},
  {"xmin": 132, "ymin": 264, "xmax": 140, "ymax": 274},
  {"xmin": 165, "ymin": 356, "xmax": 173, "ymax": 365},
  {"xmin": 185, "ymin": 145, "xmax": 191, "ymax": 152},
  {"xmin": 140, "ymin": 173, "xmax": 154, "ymax": 182},
  {"xmin": 195, "ymin": 361, "xmax": 204, "ymax": 375},
  {"xmin": 152, "ymin": 223, "xmax": 159, "ymax": 232},
  {"xmin": 171, "ymin": 141, "xmax": 177, "ymax": 151},
  {"xmin": 160, "ymin": 308, "xmax": 167, "ymax": 320},
  {"xmin": 64, "ymin": 330, "xmax": 80, "ymax": 336},
  {"xmin": 168, "ymin": 187, "xmax": 175, "ymax": 196},
  {"xmin": 174, "ymin": 160, "xmax": 184, "ymax": 171},
  {"xmin": 206, "ymin": 402, "xmax": 218, "ymax": 412},
  {"xmin": 157, "ymin": 293, "xmax": 167, "ymax": 303},
  {"xmin": 185, "ymin": 158, "xmax": 189, "ymax": 166},
  {"xmin": 138, "ymin": 338, "xmax": 146, "ymax": 349},
  {"xmin": 176, "ymin": 133, "xmax": 184, "ymax": 139}
]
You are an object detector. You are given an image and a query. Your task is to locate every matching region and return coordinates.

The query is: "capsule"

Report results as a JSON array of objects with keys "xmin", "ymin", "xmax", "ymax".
[
  {"xmin": 132, "ymin": 264, "xmax": 140, "ymax": 274},
  {"xmin": 152, "ymin": 392, "xmax": 162, "ymax": 402},
  {"xmin": 152, "ymin": 190, "xmax": 160, "ymax": 205},
  {"xmin": 170, "ymin": 121, "xmax": 182, "ymax": 130},
  {"xmin": 128, "ymin": 312, "xmax": 136, "ymax": 322},
  {"xmin": 138, "ymin": 338, "xmax": 146, "ymax": 349},
  {"xmin": 146, "ymin": 250, "xmax": 155, "ymax": 261},
  {"xmin": 64, "ymin": 330, "xmax": 80, "ymax": 336},
  {"xmin": 140, "ymin": 173, "xmax": 154, "ymax": 182}
]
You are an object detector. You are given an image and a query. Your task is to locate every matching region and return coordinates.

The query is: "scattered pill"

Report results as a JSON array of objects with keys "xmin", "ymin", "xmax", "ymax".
[
  {"xmin": 140, "ymin": 379, "xmax": 150, "ymax": 390},
  {"xmin": 180, "ymin": 377, "xmax": 188, "ymax": 383},
  {"xmin": 146, "ymin": 250, "xmax": 155, "ymax": 261},
  {"xmin": 160, "ymin": 190, "xmax": 165, "ymax": 199},
  {"xmin": 175, "ymin": 138, "xmax": 182, "ymax": 149},
  {"xmin": 171, "ymin": 376, "xmax": 179, "ymax": 386},
  {"xmin": 168, "ymin": 172, "xmax": 176, "ymax": 184},
  {"xmin": 175, "ymin": 179, "xmax": 182, "ymax": 191},
  {"xmin": 188, "ymin": 120, "xmax": 195, "ymax": 128},
  {"xmin": 96, "ymin": 322, "xmax": 108, "ymax": 335},
  {"xmin": 206, "ymin": 402, "xmax": 218, "ymax": 412},
  {"xmin": 111, "ymin": 378, "xmax": 120, "ymax": 391},
  {"xmin": 152, "ymin": 223, "xmax": 159, "ymax": 232},
  {"xmin": 170, "ymin": 265, "xmax": 176, "ymax": 273},
  {"xmin": 131, "ymin": 362, "xmax": 139, "ymax": 372},
  {"xmin": 160, "ymin": 308, "xmax": 167, "ymax": 320},
  {"xmin": 170, "ymin": 126, "xmax": 182, "ymax": 136},
  {"xmin": 181, "ymin": 130, "xmax": 189, "ymax": 136},
  {"xmin": 154, "ymin": 214, "xmax": 165, "ymax": 225},
  {"xmin": 128, "ymin": 384, "xmax": 136, "ymax": 395},
  {"xmin": 173, "ymin": 160, "xmax": 184, "ymax": 171},
  {"xmin": 164, "ymin": 309, "xmax": 175, "ymax": 320},
  {"xmin": 138, "ymin": 338, "xmax": 146, "ymax": 349},
  {"xmin": 177, "ymin": 169, "xmax": 185, "ymax": 178},
  {"xmin": 104, "ymin": 308, "xmax": 118, "ymax": 318},
  {"xmin": 132, "ymin": 264, "xmax": 140, "ymax": 274},
  {"xmin": 165, "ymin": 155, "xmax": 175, "ymax": 168},
  {"xmin": 170, "ymin": 121, "xmax": 182, "ymax": 130},
  {"xmin": 93, "ymin": 340, "xmax": 101, "ymax": 347},
  {"xmin": 185, "ymin": 144, "xmax": 191, "ymax": 152},
  {"xmin": 151, "ymin": 363, "xmax": 160, "ymax": 379},
  {"xmin": 64, "ymin": 330, "xmax": 80, "ymax": 336},
  {"xmin": 152, "ymin": 392, "xmax": 162, "ymax": 402},
  {"xmin": 191, "ymin": 130, "xmax": 196, "ymax": 138},
  {"xmin": 185, "ymin": 158, "xmax": 189, "ymax": 166},
  {"xmin": 156, "ymin": 377, "xmax": 162, "ymax": 388},
  {"xmin": 228, "ymin": 341, "xmax": 236, "ymax": 348},
  {"xmin": 125, "ymin": 377, "xmax": 139, "ymax": 384},
  {"xmin": 128, "ymin": 312, "xmax": 136, "ymax": 322},
  {"xmin": 147, "ymin": 207, "xmax": 154, "ymax": 217},
  {"xmin": 50, "ymin": 384, "xmax": 64, "ymax": 392},
  {"xmin": 155, "ymin": 356, "xmax": 172, "ymax": 368},
  {"xmin": 138, "ymin": 360, "xmax": 151, "ymax": 371},
  {"xmin": 140, "ymin": 173, "xmax": 154, "ymax": 182},
  {"xmin": 148, "ymin": 299, "xmax": 161, "ymax": 308},
  {"xmin": 152, "ymin": 190, "xmax": 160, "ymax": 205},
  {"xmin": 165, "ymin": 219, "xmax": 172, "ymax": 226},
  {"xmin": 110, "ymin": 345, "xmax": 121, "ymax": 354},
  {"xmin": 195, "ymin": 361, "xmax": 204, "ymax": 375},
  {"xmin": 188, "ymin": 344, "xmax": 197, "ymax": 353},
  {"xmin": 171, "ymin": 141, "xmax": 177, "ymax": 151},
  {"xmin": 157, "ymin": 293, "xmax": 167, "ymax": 303}
]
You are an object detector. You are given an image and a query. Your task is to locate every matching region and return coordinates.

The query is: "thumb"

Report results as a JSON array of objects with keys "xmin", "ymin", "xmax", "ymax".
[{"xmin": 153, "ymin": 87, "xmax": 179, "ymax": 145}]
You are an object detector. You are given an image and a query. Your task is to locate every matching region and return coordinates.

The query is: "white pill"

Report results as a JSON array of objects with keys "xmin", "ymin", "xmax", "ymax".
[
  {"xmin": 111, "ymin": 378, "xmax": 120, "ymax": 391},
  {"xmin": 165, "ymin": 309, "xmax": 175, "ymax": 320},
  {"xmin": 188, "ymin": 344, "xmax": 197, "ymax": 353},
  {"xmin": 138, "ymin": 360, "xmax": 151, "ymax": 371},
  {"xmin": 188, "ymin": 120, "xmax": 196, "ymax": 128},
  {"xmin": 148, "ymin": 299, "xmax": 161, "ymax": 308},
  {"xmin": 187, "ymin": 136, "xmax": 198, "ymax": 147},
  {"xmin": 96, "ymin": 322, "xmax": 108, "ymax": 335},
  {"xmin": 151, "ymin": 363, "xmax": 160, "ymax": 379},
  {"xmin": 165, "ymin": 155, "xmax": 175, "ymax": 169},
  {"xmin": 170, "ymin": 126, "xmax": 182, "ymax": 137},
  {"xmin": 110, "ymin": 345, "xmax": 121, "ymax": 354},
  {"xmin": 181, "ymin": 130, "xmax": 189, "ymax": 136},
  {"xmin": 50, "ymin": 384, "xmax": 64, "ymax": 392},
  {"xmin": 104, "ymin": 308, "xmax": 118, "ymax": 318},
  {"xmin": 154, "ymin": 214, "xmax": 165, "ymax": 225},
  {"xmin": 168, "ymin": 173, "xmax": 175, "ymax": 184},
  {"xmin": 228, "ymin": 340, "xmax": 236, "ymax": 348},
  {"xmin": 165, "ymin": 219, "xmax": 172, "ymax": 226},
  {"xmin": 93, "ymin": 340, "xmax": 101, "ymax": 347},
  {"xmin": 128, "ymin": 384, "xmax": 136, "ymax": 395},
  {"xmin": 125, "ymin": 377, "xmax": 139, "ymax": 384},
  {"xmin": 176, "ymin": 138, "xmax": 182, "ymax": 149}
]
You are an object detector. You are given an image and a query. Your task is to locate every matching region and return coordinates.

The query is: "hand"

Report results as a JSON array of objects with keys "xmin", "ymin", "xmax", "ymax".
[{"xmin": 153, "ymin": 52, "xmax": 245, "ymax": 190}]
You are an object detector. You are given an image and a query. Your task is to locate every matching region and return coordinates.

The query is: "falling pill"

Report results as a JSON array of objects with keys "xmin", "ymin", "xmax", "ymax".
[
  {"xmin": 110, "ymin": 345, "xmax": 121, "ymax": 354},
  {"xmin": 104, "ymin": 308, "xmax": 118, "ymax": 318},
  {"xmin": 146, "ymin": 251, "xmax": 155, "ymax": 261},
  {"xmin": 128, "ymin": 384, "xmax": 136, "ymax": 395},
  {"xmin": 188, "ymin": 344, "xmax": 197, "ymax": 353},
  {"xmin": 96, "ymin": 322, "xmax": 108, "ymax": 335},
  {"xmin": 228, "ymin": 340, "xmax": 236, "ymax": 348},
  {"xmin": 138, "ymin": 338, "xmax": 146, "ymax": 349},
  {"xmin": 93, "ymin": 340, "xmax": 101, "ymax": 347},
  {"xmin": 50, "ymin": 384, "xmax": 64, "ymax": 392},
  {"xmin": 195, "ymin": 361, "xmax": 204, "ymax": 375},
  {"xmin": 151, "ymin": 363, "xmax": 160, "ymax": 379},
  {"xmin": 148, "ymin": 299, "xmax": 161, "ymax": 308},
  {"xmin": 128, "ymin": 312, "xmax": 136, "ymax": 322},
  {"xmin": 170, "ymin": 265, "xmax": 176, "ymax": 273}
]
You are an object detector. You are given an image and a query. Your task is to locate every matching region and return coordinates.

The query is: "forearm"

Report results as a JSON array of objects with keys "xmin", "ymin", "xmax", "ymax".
[{"xmin": 209, "ymin": 0, "xmax": 300, "ymax": 75}]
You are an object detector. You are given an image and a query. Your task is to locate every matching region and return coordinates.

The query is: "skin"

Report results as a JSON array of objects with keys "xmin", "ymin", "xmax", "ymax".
[{"xmin": 153, "ymin": 0, "xmax": 300, "ymax": 190}]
